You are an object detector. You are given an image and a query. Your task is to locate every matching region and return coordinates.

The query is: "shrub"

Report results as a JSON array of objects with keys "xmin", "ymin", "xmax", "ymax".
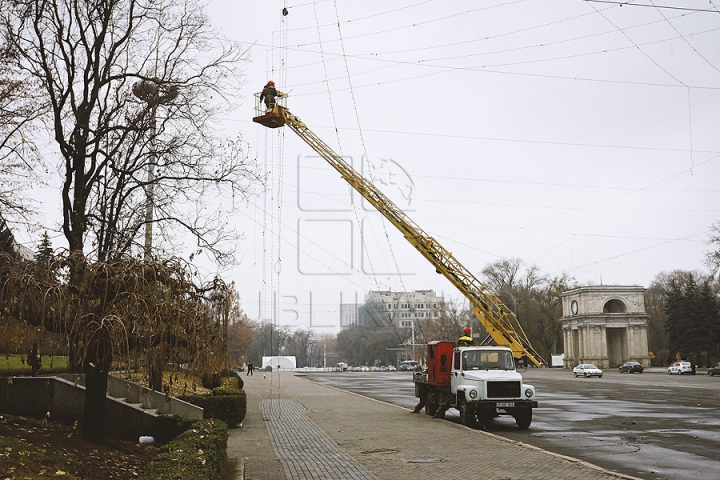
[
  {"xmin": 201, "ymin": 372, "xmax": 221, "ymax": 389},
  {"xmin": 139, "ymin": 419, "xmax": 227, "ymax": 480},
  {"xmin": 153, "ymin": 415, "xmax": 194, "ymax": 444},
  {"xmin": 179, "ymin": 389, "xmax": 246, "ymax": 427}
]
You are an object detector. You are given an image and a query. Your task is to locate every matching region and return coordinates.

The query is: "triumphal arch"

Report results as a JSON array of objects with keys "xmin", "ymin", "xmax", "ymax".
[{"xmin": 560, "ymin": 285, "xmax": 650, "ymax": 369}]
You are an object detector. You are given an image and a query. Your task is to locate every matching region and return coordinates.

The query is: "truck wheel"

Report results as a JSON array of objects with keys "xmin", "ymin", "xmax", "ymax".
[
  {"xmin": 459, "ymin": 401, "xmax": 475, "ymax": 428},
  {"xmin": 514, "ymin": 409, "xmax": 532, "ymax": 430}
]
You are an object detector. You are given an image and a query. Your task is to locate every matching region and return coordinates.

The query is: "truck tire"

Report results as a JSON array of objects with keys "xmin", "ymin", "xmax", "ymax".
[{"xmin": 514, "ymin": 409, "xmax": 532, "ymax": 430}]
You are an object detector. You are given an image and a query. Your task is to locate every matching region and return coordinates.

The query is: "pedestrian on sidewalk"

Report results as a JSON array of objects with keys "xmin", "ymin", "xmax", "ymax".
[{"xmin": 247, "ymin": 361, "xmax": 254, "ymax": 376}]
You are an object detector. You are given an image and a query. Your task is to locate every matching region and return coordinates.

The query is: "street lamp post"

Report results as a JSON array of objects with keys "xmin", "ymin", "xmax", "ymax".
[{"xmin": 132, "ymin": 79, "xmax": 178, "ymax": 260}]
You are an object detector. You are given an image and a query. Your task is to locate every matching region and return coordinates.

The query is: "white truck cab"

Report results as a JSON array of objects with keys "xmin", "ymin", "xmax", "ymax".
[{"xmin": 414, "ymin": 343, "xmax": 537, "ymax": 429}]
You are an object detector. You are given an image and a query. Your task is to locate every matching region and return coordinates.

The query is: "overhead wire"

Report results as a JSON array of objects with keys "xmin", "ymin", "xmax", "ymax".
[
  {"xmin": 230, "ymin": 115, "xmax": 720, "ymax": 156},
  {"xmin": 341, "ymin": 1, "xmax": 427, "ymax": 347},
  {"xmin": 250, "ymin": 3, "xmax": 719, "ymax": 332},
  {"xmin": 249, "ymin": 41, "xmax": 720, "ymax": 92},
  {"xmin": 287, "ymin": 0, "xmax": 434, "ymax": 33},
  {"xmin": 648, "ymin": 0, "xmax": 720, "ymax": 174},
  {"xmin": 295, "ymin": 0, "xmax": 526, "ymax": 47},
  {"xmin": 588, "ymin": 2, "xmax": 686, "ymax": 85},
  {"xmin": 583, "ymin": 0, "xmax": 720, "ymax": 13},
  {"xmin": 522, "ymin": 152, "xmax": 720, "ymax": 229}
]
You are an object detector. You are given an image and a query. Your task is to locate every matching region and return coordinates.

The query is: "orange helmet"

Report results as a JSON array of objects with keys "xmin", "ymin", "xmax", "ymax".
[{"xmin": 267, "ymin": 80, "xmax": 275, "ymax": 86}]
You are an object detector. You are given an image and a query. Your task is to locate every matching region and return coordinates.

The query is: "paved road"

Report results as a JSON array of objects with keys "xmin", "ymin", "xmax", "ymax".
[{"xmin": 306, "ymin": 368, "xmax": 720, "ymax": 480}]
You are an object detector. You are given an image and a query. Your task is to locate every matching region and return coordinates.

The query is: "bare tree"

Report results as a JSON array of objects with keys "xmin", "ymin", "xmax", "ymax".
[
  {"xmin": 417, "ymin": 300, "xmax": 473, "ymax": 344},
  {"xmin": 3, "ymin": 0, "xmax": 255, "ymax": 263},
  {"xmin": 705, "ymin": 222, "xmax": 720, "ymax": 279},
  {"xmin": 481, "ymin": 257, "xmax": 577, "ymax": 362},
  {"xmin": 0, "ymin": 10, "xmax": 43, "ymax": 224},
  {"xmin": 2, "ymin": 0, "xmax": 254, "ymax": 439}
]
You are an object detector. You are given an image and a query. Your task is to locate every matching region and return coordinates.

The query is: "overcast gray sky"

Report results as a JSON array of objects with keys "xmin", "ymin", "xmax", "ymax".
[
  {"xmin": 21, "ymin": 1, "xmax": 720, "ymax": 333},
  {"xmin": 202, "ymin": 0, "xmax": 720, "ymax": 332}
]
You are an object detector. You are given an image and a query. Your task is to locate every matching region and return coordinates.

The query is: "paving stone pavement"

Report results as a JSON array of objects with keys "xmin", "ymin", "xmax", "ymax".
[
  {"xmin": 227, "ymin": 371, "xmax": 641, "ymax": 480},
  {"xmin": 261, "ymin": 398, "xmax": 377, "ymax": 480}
]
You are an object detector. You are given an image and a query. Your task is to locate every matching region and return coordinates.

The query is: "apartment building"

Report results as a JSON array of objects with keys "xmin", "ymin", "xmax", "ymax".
[{"xmin": 357, "ymin": 289, "xmax": 444, "ymax": 328}]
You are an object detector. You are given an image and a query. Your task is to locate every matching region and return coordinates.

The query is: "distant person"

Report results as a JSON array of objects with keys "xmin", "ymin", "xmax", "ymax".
[
  {"xmin": 259, "ymin": 80, "xmax": 284, "ymax": 112},
  {"xmin": 28, "ymin": 343, "xmax": 41, "ymax": 377},
  {"xmin": 247, "ymin": 361, "xmax": 254, "ymax": 376}
]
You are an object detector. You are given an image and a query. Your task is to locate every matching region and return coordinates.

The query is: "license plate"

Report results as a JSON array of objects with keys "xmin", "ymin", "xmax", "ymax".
[{"xmin": 496, "ymin": 402, "xmax": 515, "ymax": 408}]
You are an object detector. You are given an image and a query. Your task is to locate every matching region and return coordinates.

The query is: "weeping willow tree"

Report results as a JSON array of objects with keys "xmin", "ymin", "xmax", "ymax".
[{"xmin": 0, "ymin": 251, "xmax": 232, "ymax": 438}]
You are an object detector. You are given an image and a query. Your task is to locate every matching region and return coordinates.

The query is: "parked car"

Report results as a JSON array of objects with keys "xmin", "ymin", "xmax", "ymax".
[
  {"xmin": 708, "ymin": 363, "xmax": 720, "ymax": 377},
  {"xmin": 399, "ymin": 360, "xmax": 419, "ymax": 371},
  {"xmin": 668, "ymin": 361, "xmax": 693, "ymax": 375},
  {"xmin": 619, "ymin": 361, "xmax": 644, "ymax": 374},
  {"xmin": 573, "ymin": 364, "xmax": 603, "ymax": 378}
]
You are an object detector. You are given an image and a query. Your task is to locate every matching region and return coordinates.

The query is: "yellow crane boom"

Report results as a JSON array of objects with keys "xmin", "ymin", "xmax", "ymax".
[{"xmin": 254, "ymin": 101, "xmax": 547, "ymax": 367}]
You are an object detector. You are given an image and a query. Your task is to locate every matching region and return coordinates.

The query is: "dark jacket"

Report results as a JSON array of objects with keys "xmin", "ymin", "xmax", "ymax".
[
  {"xmin": 260, "ymin": 84, "xmax": 277, "ymax": 102},
  {"xmin": 28, "ymin": 348, "xmax": 40, "ymax": 366}
]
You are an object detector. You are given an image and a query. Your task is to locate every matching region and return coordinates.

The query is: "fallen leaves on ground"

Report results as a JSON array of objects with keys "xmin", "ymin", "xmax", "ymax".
[{"xmin": 0, "ymin": 414, "xmax": 156, "ymax": 479}]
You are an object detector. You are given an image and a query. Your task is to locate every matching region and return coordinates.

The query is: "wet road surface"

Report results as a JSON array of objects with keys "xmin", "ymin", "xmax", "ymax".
[{"xmin": 306, "ymin": 369, "xmax": 720, "ymax": 480}]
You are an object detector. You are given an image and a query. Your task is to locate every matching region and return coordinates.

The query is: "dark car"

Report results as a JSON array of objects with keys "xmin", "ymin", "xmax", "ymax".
[
  {"xmin": 619, "ymin": 361, "xmax": 644, "ymax": 374},
  {"xmin": 709, "ymin": 363, "xmax": 720, "ymax": 377}
]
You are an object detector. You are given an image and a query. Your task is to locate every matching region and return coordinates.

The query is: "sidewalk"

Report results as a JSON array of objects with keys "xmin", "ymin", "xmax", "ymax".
[{"xmin": 227, "ymin": 371, "xmax": 641, "ymax": 480}]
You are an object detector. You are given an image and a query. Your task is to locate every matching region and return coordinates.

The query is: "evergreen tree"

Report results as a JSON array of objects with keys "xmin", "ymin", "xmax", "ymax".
[
  {"xmin": 34, "ymin": 231, "xmax": 54, "ymax": 263},
  {"xmin": 665, "ymin": 274, "xmax": 720, "ymax": 366},
  {"xmin": 695, "ymin": 282, "xmax": 720, "ymax": 365},
  {"xmin": 664, "ymin": 280, "xmax": 685, "ymax": 360},
  {"xmin": 0, "ymin": 214, "xmax": 17, "ymax": 257}
]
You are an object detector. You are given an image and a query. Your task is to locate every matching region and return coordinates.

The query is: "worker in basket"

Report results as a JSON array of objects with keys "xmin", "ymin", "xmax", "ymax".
[{"xmin": 260, "ymin": 80, "xmax": 284, "ymax": 113}]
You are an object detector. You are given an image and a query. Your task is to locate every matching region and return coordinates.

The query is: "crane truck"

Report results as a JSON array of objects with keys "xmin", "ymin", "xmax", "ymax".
[
  {"xmin": 253, "ymin": 93, "xmax": 544, "ymax": 429},
  {"xmin": 412, "ymin": 329, "xmax": 537, "ymax": 429}
]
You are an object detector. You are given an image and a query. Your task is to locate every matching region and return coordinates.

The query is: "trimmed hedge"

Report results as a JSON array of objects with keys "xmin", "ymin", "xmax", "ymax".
[
  {"xmin": 179, "ymin": 387, "xmax": 246, "ymax": 427},
  {"xmin": 153, "ymin": 415, "xmax": 195, "ymax": 444},
  {"xmin": 139, "ymin": 419, "xmax": 227, "ymax": 480}
]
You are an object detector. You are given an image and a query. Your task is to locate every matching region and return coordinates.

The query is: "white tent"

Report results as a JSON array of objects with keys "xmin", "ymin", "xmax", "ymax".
[{"xmin": 261, "ymin": 356, "xmax": 297, "ymax": 370}]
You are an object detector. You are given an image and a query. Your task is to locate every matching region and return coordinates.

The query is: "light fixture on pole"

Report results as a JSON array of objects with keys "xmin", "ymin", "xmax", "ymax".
[{"xmin": 132, "ymin": 78, "xmax": 178, "ymax": 260}]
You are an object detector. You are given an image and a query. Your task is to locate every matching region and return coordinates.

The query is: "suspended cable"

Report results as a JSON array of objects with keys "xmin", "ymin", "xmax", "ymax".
[
  {"xmin": 584, "ymin": 0, "xmax": 720, "ymax": 13},
  {"xmin": 312, "ymin": 0, "xmax": 342, "ymax": 150},
  {"xmin": 331, "ymin": 0, "xmax": 417, "ymax": 349},
  {"xmin": 588, "ymin": 2, "xmax": 686, "ymax": 85},
  {"xmin": 296, "ymin": 0, "xmax": 526, "ymax": 47},
  {"xmin": 249, "ymin": 41, "xmax": 720, "ymax": 92},
  {"xmin": 290, "ymin": 0, "xmax": 432, "ymax": 33}
]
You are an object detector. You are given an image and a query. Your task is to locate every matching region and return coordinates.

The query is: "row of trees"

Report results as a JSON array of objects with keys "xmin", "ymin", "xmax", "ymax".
[
  {"xmin": 239, "ymin": 250, "xmax": 720, "ymax": 369},
  {"xmin": 227, "ymin": 319, "xmax": 336, "ymax": 370},
  {"xmin": 645, "ymin": 270, "xmax": 720, "ymax": 366},
  {"xmin": 237, "ymin": 259, "xmax": 576, "ymax": 368},
  {"xmin": 0, "ymin": 0, "xmax": 259, "ymax": 439}
]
